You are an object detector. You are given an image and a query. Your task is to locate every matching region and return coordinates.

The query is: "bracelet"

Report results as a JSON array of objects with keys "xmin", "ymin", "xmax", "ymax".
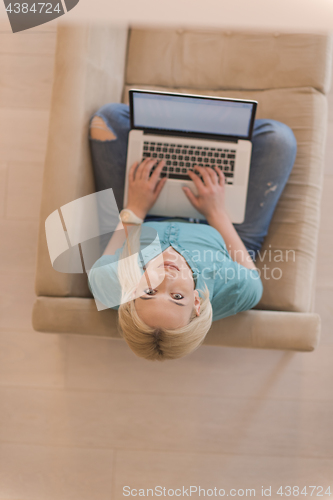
[{"xmin": 119, "ymin": 209, "xmax": 144, "ymax": 225}]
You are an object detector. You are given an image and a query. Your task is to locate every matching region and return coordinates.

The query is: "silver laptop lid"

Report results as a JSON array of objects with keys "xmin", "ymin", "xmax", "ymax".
[{"xmin": 129, "ymin": 89, "xmax": 257, "ymax": 142}]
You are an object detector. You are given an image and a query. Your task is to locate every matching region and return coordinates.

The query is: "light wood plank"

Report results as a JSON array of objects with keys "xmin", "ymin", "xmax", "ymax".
[
  {"xmin": 0, "ymin": 443, "xmax": 114, "ymax": 500},
  {"xmin": 0, "ymin": 18, "xmax": 58, "ymax": 33},
  {"xmin": 0, "ymin": 54, "xmax": 54, "ymax": 108},
  {"xmin": 314, "ymin": 288, "xmax": 333, "ymax": 345},
  {"xmin": 6, "ymin": 162, "xmax": 44, "ymax": 219},
  {"xmin": 0, "ymin": 32, "xmax": 56, "ymax": 55},
  {"xmin": 0, "ymin": 108, "xmax": 50, "ymax": 162},
  {"xmin": 0, "ymin": 330, "xmax": 66, "ymax": 388},
  {"xmin": 63, "ymin": 334, "xmax": 333, "ymax": 401},
  {"xmin": 1, "ymin": 387, "xmax": 333, "ymax": 458},
  {"xmin": 0, "ymin": 271, "xmax": 36, "ymax": 330},
  {"xmin": 0, "ymin": 220, "xmax": 39, "ymax": 272},
  {"xmin": 0, "ymin": 18, "xmax": 15, "ymax": 32},
  {"xmin": 115, "ymin": 450, "xmax": 333, "ymax": 498},
  {"xmin": 0, "ymin": 163, "xmax": 7, "ymax": 218}
]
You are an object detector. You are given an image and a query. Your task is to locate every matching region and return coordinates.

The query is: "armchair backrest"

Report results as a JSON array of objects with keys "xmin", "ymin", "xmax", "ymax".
[{"xmin": 125, "ymin": 29, "xmax": 332, "ymax": 93}]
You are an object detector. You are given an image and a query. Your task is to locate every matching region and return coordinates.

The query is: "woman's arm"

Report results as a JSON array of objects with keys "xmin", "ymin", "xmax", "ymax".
[
  {"xmin": 102, "ymin": 221, "xmax": 128, "ymax": 256},
  {"xmin": 182, "ymin": 166, "xmax": 257, "ymax": 271},
  {"xmin": 102, "ymin": 158, "xmax": 167, "ymax": 256},
  {"xmin": 206, "ymin": 210, "xmax": 256, "ymax": 270}
]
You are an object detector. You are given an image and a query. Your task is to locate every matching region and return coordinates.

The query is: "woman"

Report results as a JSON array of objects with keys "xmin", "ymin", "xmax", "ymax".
[{"xmin": 88, "ymin": 103, "xmax": 297, "ymax": 361}]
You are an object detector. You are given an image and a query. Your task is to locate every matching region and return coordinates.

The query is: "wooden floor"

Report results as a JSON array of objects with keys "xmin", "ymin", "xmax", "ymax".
[{"xmin": 0, "ymin": 19, "xmax": 333, "ymax": 500}]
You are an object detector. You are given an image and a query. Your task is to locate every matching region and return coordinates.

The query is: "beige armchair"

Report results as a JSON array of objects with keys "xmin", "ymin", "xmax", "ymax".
[{"xmin": 32, "ymin": 24, "xmax": 332, "ymax": 351}]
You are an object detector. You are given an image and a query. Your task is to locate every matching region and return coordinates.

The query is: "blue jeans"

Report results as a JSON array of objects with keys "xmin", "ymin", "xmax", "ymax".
[{"xmin": 89, "ymin": 103, "xmax": 297, "ymax": 257}]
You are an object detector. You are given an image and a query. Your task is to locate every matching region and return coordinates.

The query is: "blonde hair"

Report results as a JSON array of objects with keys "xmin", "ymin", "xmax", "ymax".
[{"xmin": 117, "ymin": 225, "xmax": 213, "ymax": 361}]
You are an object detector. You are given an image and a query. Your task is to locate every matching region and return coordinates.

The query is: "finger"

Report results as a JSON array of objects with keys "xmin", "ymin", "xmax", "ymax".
[
  {"xmin": 195, "ymin": 165, "xmax": 213, "ymax": 186},
  {"xmin": 150, "ymin": 159, "xmax": 166, "ymax": 184},
  {"xmin": 129, "ymin": 161, "xmax": 139, "ymax": 182},
  {"xmin": 142, "ymin": 158, "xmax": 160, "ymax": 180},
  {"xmin": 206, "ymin": 166, "xmax": 219, "ymax": 184},
  {"xmin": 137, "ymin": 158, "xmax": 154, "ymax": 179},
  {"xmin": 182, "ymin": 186, "xmax": 199, "ymax": 209},
  {"xmin": 214, "ymin": 166, "xmax": 225, "ymax": 185},
  {"xmin": 187, "ymin": 167, "xmax": 205, "ymax": 191},
  {"xmin": 153, "ymin": 176, "xmax": 167, "ymax": 199}
]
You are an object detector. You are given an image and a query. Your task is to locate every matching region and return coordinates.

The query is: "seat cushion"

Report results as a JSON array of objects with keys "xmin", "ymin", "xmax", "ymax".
[{"xmin": 123, "ymin": 84, "xmax": 327, "ymax": 312}]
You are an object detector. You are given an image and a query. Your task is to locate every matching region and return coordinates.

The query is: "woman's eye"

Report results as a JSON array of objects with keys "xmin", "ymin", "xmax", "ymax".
[
  {"xmin": 144, "ymin": 288, "xmax": 156, "ymax": 295},
  {"xmin": 171, "ymin": 293, "xmax": 184, "ymax": 300}
]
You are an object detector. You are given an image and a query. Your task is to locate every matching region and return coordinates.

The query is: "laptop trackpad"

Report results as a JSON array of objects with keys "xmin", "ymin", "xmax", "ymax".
[
  {"xmin": 152, "ymin": 181, "xmax": 198, "ymax": 217},
  {"xmin": 165, "ymin": 182, "xmax": 198, "ymax": 217}
]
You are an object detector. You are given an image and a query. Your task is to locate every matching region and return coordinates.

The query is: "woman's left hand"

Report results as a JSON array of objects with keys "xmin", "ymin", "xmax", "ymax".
[{"xmin": 125, "ymin": 158, "xmax": 167, "ymax": 219}]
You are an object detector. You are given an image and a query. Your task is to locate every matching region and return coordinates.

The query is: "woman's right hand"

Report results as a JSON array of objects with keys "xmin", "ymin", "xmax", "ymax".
[
  {"xmin": 126, "ymin": 158, "xmax": 167, "ymax": 220},
  {"xmin": 182, "ymin": 165, "xmax": 227, "ymax": 222}
]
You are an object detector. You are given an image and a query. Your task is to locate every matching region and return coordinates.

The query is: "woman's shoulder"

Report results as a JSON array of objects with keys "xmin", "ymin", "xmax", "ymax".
[
  {"xmin": 211, "ymin": 263, "xmax": 263, "ymax": 321},
  {"xmin": 87, "ymin": 253, "xmax": 122, "ymax": 310}
]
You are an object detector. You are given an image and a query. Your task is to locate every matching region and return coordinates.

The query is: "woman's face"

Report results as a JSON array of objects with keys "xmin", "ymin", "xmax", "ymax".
[{"xmin": 134, "ymin": 247, "xmax": 201, "ymax": 329}]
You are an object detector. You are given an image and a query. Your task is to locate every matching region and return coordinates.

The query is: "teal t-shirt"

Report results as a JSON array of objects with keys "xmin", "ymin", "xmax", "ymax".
[{"xmin": 88, "ymin": 221, "xmax": 263, "ymax": 322}]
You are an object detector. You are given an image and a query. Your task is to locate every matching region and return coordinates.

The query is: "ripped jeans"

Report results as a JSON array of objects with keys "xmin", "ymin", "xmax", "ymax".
[{"xmin": 89, "ymin": 103, "xmax": 297, "ymax": 256}]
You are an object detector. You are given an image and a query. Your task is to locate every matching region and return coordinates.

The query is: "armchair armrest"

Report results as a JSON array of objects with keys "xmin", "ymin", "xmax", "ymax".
[{"xmin": 35, "ymin": 23, "xmax": 128, "ymax": 299}]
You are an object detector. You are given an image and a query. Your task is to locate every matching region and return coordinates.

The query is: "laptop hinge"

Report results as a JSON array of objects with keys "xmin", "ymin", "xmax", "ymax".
[{"xmin": 142, "ymin": 129, "xmax": 239, "ymax": 143}]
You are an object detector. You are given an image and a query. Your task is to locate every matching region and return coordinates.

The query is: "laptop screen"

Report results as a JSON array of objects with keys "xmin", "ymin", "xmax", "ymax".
[{"xmin": 130, "ymin": 90, "xmax": 257, "ymax": 140}]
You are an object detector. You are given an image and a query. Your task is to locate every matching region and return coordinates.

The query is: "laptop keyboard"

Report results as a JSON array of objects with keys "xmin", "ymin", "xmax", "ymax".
[{"xmin": 142, "ymin": 141, "xmax": 236, "ymax": 184}]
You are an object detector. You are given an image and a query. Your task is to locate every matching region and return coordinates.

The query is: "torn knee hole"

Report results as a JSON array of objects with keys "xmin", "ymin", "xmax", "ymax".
[{"xmin": 90, "ymin": 116, "xmax": 117, "ymax": 141}]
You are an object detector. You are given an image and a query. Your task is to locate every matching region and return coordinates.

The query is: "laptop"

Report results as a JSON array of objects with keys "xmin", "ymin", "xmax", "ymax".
[{"xmin": 124, "ymin": 89, "xmax": 257, "ymax": 223}]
